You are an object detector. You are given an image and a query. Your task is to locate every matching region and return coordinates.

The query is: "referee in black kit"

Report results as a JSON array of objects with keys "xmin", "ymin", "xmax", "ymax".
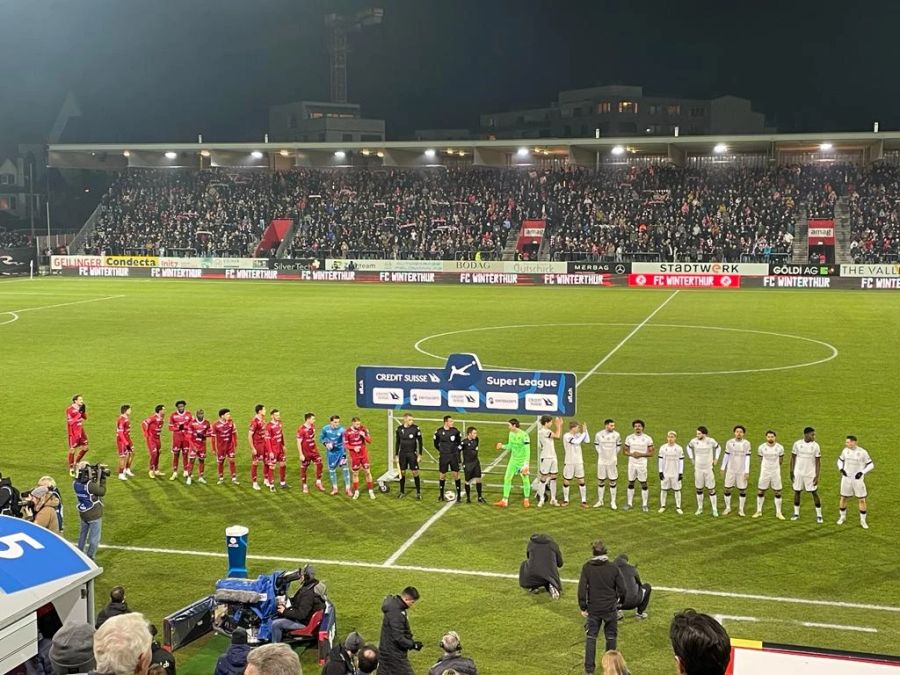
[
  {"xmin": 395, "ymin": 413, "xmax": 424, "ymax": 500},
  {"xmin": 434, "ymin": 415, "xmax": 463, "ymax": 502}
]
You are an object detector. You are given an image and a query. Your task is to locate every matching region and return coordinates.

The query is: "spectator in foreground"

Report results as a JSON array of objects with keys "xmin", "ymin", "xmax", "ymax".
[
  {"xmin": 669, "ymin": 609, "xmax": 731, "ymax": 675},
  {"xmin": 49, "ymin": 622, "xmax": 95, "ymax": 675},
  {"xmin": 31, "ymin": 486, "xmax": 61, "ymax": 533},
  {"xmin": 601, "ymin": 650, "xmax": 631, "ymax": 675},
  {"xmin": 244, "ymin": 643, "xmax": 302, "ymax": 675},
  {"xmin": 578, "ymin": 540, "xmax": 626, "ymax": 675},
  {"xmin": 148, "ymin": 625, "xmax": 175, "ymax": 675},
  {"xmin": 322, "ymin": 631, "xmax": 365, "ymax": 675},
  {"xmin": 357, "ymin": 645, "xmax": 379, "ymax": 674},
  {"xmin": 96, "ymin": 586, "xmax": 130, "ymax": 628},
  {"xmin": 518, "ymin": 532, "xmax": 564, "ymax": 599},
  {"xmin": 214, "ymin": 628, "xmax": 253, "ymax": 675},
  {"xmin": 427, "ymin": 631, "xmax": 477, "ymax": 675},
  {"xmin": 92, "ymin": 613, "xmax": 153, "ymax": 675}
]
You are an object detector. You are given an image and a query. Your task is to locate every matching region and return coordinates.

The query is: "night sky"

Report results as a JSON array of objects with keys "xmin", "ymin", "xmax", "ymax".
[{"xmin": 3, "ymin": 0, "xmax": 900, "ymax": 144}]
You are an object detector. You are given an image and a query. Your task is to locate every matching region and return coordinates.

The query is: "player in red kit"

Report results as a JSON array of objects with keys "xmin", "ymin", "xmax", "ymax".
[
  {"xmin": 116, "ymin": 404, "xmax": 135, "ymax": 480},
  {"xmin": 265, "ymin": 409, "xmax": 289, "ymax": 492},
  {"xmin": 211, "ymin": 408, "xmax": 238, "ymax": 485},
  {"xmin": 66, "ymin": 394, "xmax": 89, "ymax": 475},
  {"xmin": 168, "ymin": 400, "xmax": 193, "ymax": 481},
  {"xmin": 345, "ymin": 417, "xmax": 376, "ymax": 500},
  {"xmin": 186, "ymin": 409, "xmax": 212, "ymax": 485},
  {"xmin": 142, "ymin": 404, "xmax": 166, "ymax": 478},
  {"xmin": 296, "ymin": 412, "xmax": 325, "ymax": 494},
  {"xmin": 248, "ymin": 404, "xmax": 267, "ymax": 491}
]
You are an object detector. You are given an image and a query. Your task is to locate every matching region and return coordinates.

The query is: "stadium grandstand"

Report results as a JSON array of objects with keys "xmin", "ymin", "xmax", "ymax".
[{"xmin": 42, "ymin": 132, "xmax": 900, "ymax": 265}]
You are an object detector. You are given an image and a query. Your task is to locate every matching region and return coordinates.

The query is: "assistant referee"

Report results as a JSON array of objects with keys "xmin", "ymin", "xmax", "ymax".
[{"xmin": 395, "ymin": 414, "xmax": 423, "ymax": 500}]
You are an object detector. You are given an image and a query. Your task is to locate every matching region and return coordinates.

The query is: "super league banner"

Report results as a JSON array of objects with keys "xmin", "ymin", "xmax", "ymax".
[
  {"xmin": 0, "ymin": 247, "xmax": 35, "ymax": 276},
  {"xmin": 356, "ymin": 353, "xmax": 577, "ymax": 416}
]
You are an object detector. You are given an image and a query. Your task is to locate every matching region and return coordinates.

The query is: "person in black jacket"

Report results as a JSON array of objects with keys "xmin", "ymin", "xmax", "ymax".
[
  {"xmin": 614, "ymin": 554, "xmax": 652, "ymax": 620},
  {"xmin": 427, "ymin": 631, "xmax": 477, "ymax": 675},
  {"xmin": 395, "ymin": 414, "xmax": 424, "ymax": 500},
  {"xmin": 322, "ymin": 631, "xmax": 365, "ymax": 675},
  {"xmin": 518, "ymin": 533, "xmax": 564, "ymax": 599},
  {"xmin": 270, "ymin": 566, "xmax": 326, "ymax": 643},
  {"xmin": 378, "ymin": 587, "xmax": 422, "ymax": 675},
  {"xmin": 434, "ymin": 416, "xmax": 463, "ymax": 502},
  {"xmin": 214, "ymin": 628, "xmax": 253, "ymax": 675},
  {"xmin": 95, "ymin": 586, "xmax": 130, "ymax": 628},
  {"xmin": 577, "ymin": 540, "xmax": 626, "ymax": 675},
  {"xmin": 148, "ymin": 625, "xmax": 176, "ymax": 675}
]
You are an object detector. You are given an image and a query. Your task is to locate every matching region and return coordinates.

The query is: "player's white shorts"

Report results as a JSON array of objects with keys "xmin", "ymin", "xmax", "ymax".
[
  {"xmin": 694, "ymin": 467, "xmax": 716, "ymax": 490},
  {"xmin": 660, "ymin": 475, "xmax": 681, "ymax": 490},
  {"xmin": 840, "ymin": 476, "xmax": 867, "ymax": 498},
  {"xmin": 539, "ymin": 457, "xmax": 558, "ymax": 475},
  {"xmin": 597, "ymin": 463, "xmax": 618, "ymax": 481},
  {"xmin": 757, "ymin": 470, "xmax": 782, "ymax": 491},
  {"xmin": 724, "ymin": 470, "xmax": 748, "ymax": 490},
  {"xmin": 792, "ymin": 474, "xmax": 817, "ymax": 492},
  {"xmin": 563, "ymin": 463, "xmax": 585, "ymax": 480},
  {"xmin": 627, "ymin": 463, "xmax": 648, "ymax": 483}
]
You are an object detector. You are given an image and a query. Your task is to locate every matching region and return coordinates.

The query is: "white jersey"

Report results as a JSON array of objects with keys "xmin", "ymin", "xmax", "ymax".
[
  {"xmin": 791, "ymin": 439, "xmax": 821, "ymax": 477},
  {"xmin": 838, "ymin": 446, "xmax": 873, "ymax": 477},
  {"xmin": 658, "ymin": 443, "xmax": 684, "ymax": 476},
  {"xmin": 687, "ymin": 436, "xmax": 720, "ymax": 470},
  {"xmin": 624, "ymin": 433, "xmax": 653, "ymax": 468},
  {"xmin": 537, "ymin": 427, "xmax": 557, "ymax": 460},
  {"xmin": 563, "ymin": 430, "xmax": 588, "ymax": 466},
  {"xmin": 724, "ymin": 438, "xmax": 752, "ymax": 474},
  {"xmin": 757, "ymin": 442, "xmax": 784, "ymax": 472},
  {"xmin": 594, "ymin": 429, "xmax": 621, "ymax": 465}
]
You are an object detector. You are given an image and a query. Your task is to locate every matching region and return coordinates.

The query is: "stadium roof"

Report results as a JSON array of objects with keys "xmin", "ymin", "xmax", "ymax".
[{"xmin": 47, "ymin": 131, "xmax": 900, "ymax": 169}]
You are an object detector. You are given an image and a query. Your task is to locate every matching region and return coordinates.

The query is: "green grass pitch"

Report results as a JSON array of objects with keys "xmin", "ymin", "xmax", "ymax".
[{"xmin": 1, "ymin": 278, "xmax": 898, "ymax": 673}]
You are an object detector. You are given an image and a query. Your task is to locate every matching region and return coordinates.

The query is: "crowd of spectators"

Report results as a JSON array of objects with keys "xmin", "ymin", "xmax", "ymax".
[
  {"xmin": 76, "ymin": 162, "xmax": 900, "ymax": 263},
  {"xmin": 848, "ymin": 164, "xmax": 900, "ymax": 262},
  {"xmin": 0, "ymin": 227, "xmax": 31, "ymax": 248}
]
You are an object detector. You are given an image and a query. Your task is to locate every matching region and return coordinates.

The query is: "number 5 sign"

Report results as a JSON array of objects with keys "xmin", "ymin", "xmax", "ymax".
[
  {"xmin": 0, "ymin": 532, "xmax": 44, "ymax": 559},
  {"xmin": 0, "ymin": 516, "xmax": 92, "ymax": 594}
]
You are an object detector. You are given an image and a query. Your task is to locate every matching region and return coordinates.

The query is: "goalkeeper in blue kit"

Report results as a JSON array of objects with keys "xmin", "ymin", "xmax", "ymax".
[{"xmin": 320, "ymin": 415, "xmax": 351, "ymax": 497}]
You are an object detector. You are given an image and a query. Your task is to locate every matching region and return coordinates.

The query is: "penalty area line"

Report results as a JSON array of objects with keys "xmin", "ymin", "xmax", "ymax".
[
  {"xmin": 98, "ymin": 543, "xmax": 900, "ymax": 615},
  {"xmin": 383, "ymin": 290, "xmax": 681, "ymax": 567}
]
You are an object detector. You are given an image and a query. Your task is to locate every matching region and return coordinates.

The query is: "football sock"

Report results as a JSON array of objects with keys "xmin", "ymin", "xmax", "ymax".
[
  {"xmin": 815, "ymin": 506, "xmax": 823, "ymax": 518},
  {"xmin": 228, "ymin": 459, "xmax": 236, "ymax": 477},
  {"xmin": 774, "ymin": 496, "xmax": 782, "ymax": 514},
  {"xmin": 520, "ymin": 473, "xmax": 530, "ymax": 497},
  {"xmin": 399, "ymin": 476, "xmax": 406, "ymax": 493},
  {"xmin": 549, "ymin": 478, "xmax": 557, "ymax": 500},
  {"xmin": 250, "ymin": 463, "xmax": 258, "ymax": 482},
  {"xmin": 75, "ymin": 448, "xmax": 87, "ymax": 463},
  {"xmin": 756, "ymin": 495, "xmax": 764, "ymax": 512},
  {"xmin": 537, "ymin": 480, "xmax": 547, "ymax": 503},
  {"xmin": 597, "ymin": 484, "xmax": 604, "ymax": 502},
  {"xmin": 217, "ymin": 460, "xmax": 225, "ymax": 479},
  {"xmin": 709, "ymin": 492, "xmax": 718, "ymax": 515},
  {"xmin": 725, "ymin": 494, "xmax": 732, "ymax": 510},
  {"xmin": 860, "ymin": 510, "xmax": 867, "ymax": 525},
  {"xmin": 610, "ymin": 486, "xmax": 617, "ymax": 503},
  {"xmin": 563, "ymin": 485, "xmax": 570, "ymax": 502},
  {"xmin": 315, "ymin": 463, "xmax": 323, "ymax": 480},
  {"xmin": 627, "ymin": 487, "xmax": 634, "ymax": 506},
  {"xmin": 279, "ymin": 465, "xmax": 286, "ymax": 483},
  {"xmin": 414, "ymin": 475, "xmax": 421, "ymax": 494},
  {"xmin": 464, "ymin": 483, "xmax": 471, "ymax": 499},
  {"xmin": 660, "ymin": 491, "xmax": 667, "ymax": 508},
  {"xmin": 439, "ymin": 479, "xmax": 446, "ymax": 495},
  {"xmin": 342, "ymin": 467, "xmax": 350, "ymax": 486},
  {"xmin": 641, "ymin": 487, "xmax": 648, "ymax": 507},
  {"xmin": 67, "ymin": 451, "xmax": 75, "ymax": 468},
  {"xmin": 674, "ymin": 490, "xmax": 682, "ymax": 508},
  {"xmin": 579, "ymin": 485, "xmax": 587, "ymax": 502},
  {"xmin": 455, "ymin": 479, "xmax": 461, "ymax": 498},
  {"xmin": 198, "ymin": 461, "xmax": 204, "ymax": 477},
  {"xmin": 475, "ymin": 482, "xmax": 483, "ymax": 498},
  {"xmin": 328, "ymin": 469, "xmax": 338, "ymax": 486},
  {"xmin": 738, "ymin": 495, "xmax": 746, "ymax": 513},
  {"xmin": 793, "ymin": 504, "xmax": 800, "ymax": 516}
]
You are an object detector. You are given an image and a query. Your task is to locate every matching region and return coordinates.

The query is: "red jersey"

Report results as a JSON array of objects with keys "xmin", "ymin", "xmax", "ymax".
[
  {"xmin": 142, "ymin": 414, "xmax": 164, "ymax": 441},
  {"xmin": 249, "ymin": 415, "xmax": 267, "ymax": 449},
  {"xmin": 266, "ymin": 421, "xmax": 284, "ymax": 452},
  {"xmin": 211, "ymin": 419, "xmax": 237, "ymax": 451},
  {"xmin": 189, "ymin": 418, "xmax": 212, "ymax": 448},
  {"xmin": 169, "ymin": 410, "xmax": 193, "ymax": 442},
  {"xmin": 297, "ymin": 424, "xmax": 317, "ymax": 455},
  {"xmin": 116, "ymin": 414, "xmax": 132, "ymax": 446},
  {"xmin": 344, "ymin": 426, "xmax": 371, "ymax": 452},
  {"xmin": 66, "ymin": 404, "xmax": 86, "ymax": 434}
]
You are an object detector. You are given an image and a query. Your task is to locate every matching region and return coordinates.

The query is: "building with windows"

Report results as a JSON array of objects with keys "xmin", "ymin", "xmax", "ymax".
[
  {"xmin": 481, "ymin": 85, "xmax": 770, "ymax": 139},
  {"xmin": 268, "ymin": 100, "xmax": 385, "ymax": 143}
]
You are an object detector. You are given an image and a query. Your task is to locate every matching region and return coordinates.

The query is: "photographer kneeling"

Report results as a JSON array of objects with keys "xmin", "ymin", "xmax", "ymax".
[{"xmin": 74, "ymin": 462, "xmax": 108, "ymax": 560}]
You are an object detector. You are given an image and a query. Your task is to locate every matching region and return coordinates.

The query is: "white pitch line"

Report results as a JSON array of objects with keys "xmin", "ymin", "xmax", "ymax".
[
  {"xmin": 383, "ymin": 291, "xmax": 682, "ymax": 566},
  {"xmin": 576, "ymin": 290, "xmax": 679, "ymax": 387},
  {"xmin": 0, "ymin": 294, "xmax": 125, "ymax": 317},
  {"xmin": 714, "ymin": 614, "xmax": 759, "ymax": 623},
  {"xmin": 98, "ymin": 543, "xmax": 900, "ymax": 615},
  {"xmin": 800, "ymin": 621, "xmax": 878, "ymax": 633}
]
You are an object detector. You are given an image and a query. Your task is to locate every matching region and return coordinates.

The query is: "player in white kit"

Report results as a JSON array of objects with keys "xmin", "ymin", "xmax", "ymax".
[
  {"xmin": 536, "ymin": 415, "xmax": 562, "ymax": 507},
  {"xmin": 686, "ymin": 426, "xmax": 720, "ymax": 517},
  {"xmin": 657, "ymin": 431, "xmax": 684, "ymax": 514},
  {"xmin": 790, "ymin": 426, "xmax": 823, "ymax": 523},
  {"xmin": 594, "ymin": 419, "xmax": 621, "ymax": 509},
  {"xmin": 752, "ymin": 430, "xmax": 785, "ymax": 520},
  {"xmin": 721, "ymin": 425, "xmax": 751, "ymax": 517},
  {"xmin": 836, "ymin": 435, "xmax": 874, "ymax": 529},
  {"xmin": 623, "ymin": 419, "xmax": 653, "ymax": 512},
  {"xmin": 562, "ymin": 421, "xmax": 589, "ymax": 507}
]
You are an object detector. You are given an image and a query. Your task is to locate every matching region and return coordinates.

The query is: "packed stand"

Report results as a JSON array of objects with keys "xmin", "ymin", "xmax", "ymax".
[
  {"xmin": 0, "ymin": 228, "xmax": 31, "ymax": 249},
  {"xmin": 848, "ymin": 164, "xmax": 900, "ymax": 263}
]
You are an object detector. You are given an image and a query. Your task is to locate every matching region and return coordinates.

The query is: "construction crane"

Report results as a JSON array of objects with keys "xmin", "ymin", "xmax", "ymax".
[{"xmin": 325, "ymin": 8, "xmax": 384, "ymax": 104}]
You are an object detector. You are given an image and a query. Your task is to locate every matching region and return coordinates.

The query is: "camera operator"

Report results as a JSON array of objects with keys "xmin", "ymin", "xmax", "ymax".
[
  {"xmin": 31, "ymin": 486, "xmax": 61, "ymax": 533},
  {"xmin": 0, "ymin": 472, "xmax": 22, "ymax": 517},
  {"xmin": 38, "ymin": 475, "xmax": 65, "ymax": 532},
  {"xmin": 427, "ymin": 631, "xmax": 477, "ymax": 675},
  {"xmin": 74, "ymin": 461, "xmax": 108, "ymax": 560}
]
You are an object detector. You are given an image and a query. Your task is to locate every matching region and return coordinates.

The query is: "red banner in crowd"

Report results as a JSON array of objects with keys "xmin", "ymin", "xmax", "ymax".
[
  {"xmin": 516, "ymin": 219, "xmax": 546, "ymax": 254},
  {"xmin": 254, "ymin": 218, "xmax": 294, "ymax": 256},
  {"xmin": 808, "ymin": 219, "xmax": 835, "ymax": 245},
  {"xmin": 628, "ymin": 273, "xmax": 741, "ymax": 288}
]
